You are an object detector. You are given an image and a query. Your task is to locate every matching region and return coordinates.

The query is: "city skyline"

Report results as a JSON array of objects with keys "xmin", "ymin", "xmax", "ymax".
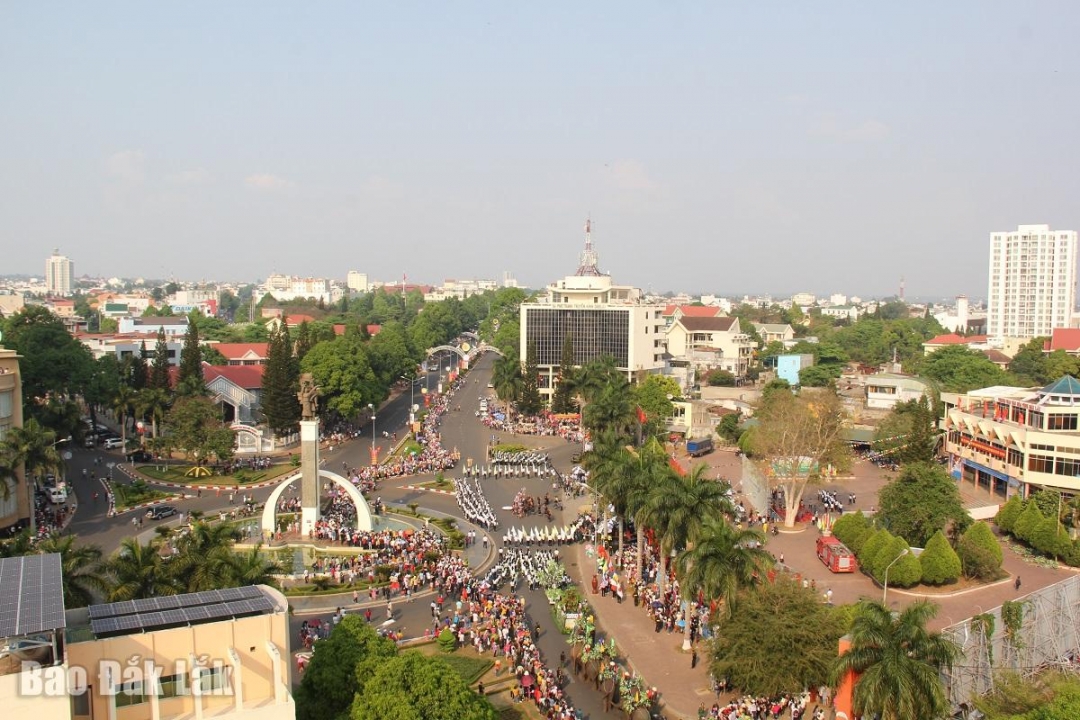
[{"xmin": 2, "ymin": 3, "xmax": 1078, "ymax": 297}]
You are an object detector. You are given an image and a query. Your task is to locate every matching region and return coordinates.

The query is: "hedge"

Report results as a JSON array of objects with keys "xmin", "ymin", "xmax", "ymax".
[
  {"xmin": 832, "ymin": 512, "xmax": 871, "ymax": 553},
  {"xmin": 958, "ymin": 521, "xmax": 1004, "ymax": 580}
]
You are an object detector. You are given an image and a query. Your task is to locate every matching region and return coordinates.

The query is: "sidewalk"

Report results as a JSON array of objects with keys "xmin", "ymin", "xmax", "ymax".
[{"xmin": 565, "ymin": 541, "xmax": 712, "ymax": 719}]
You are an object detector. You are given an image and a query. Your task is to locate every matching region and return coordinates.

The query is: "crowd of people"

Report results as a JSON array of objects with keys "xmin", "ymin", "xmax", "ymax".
[
  {"xmin": 699, "ymin": 690, "xmax": 818, "ymax": 720},
  {"xmin": 482, "ymin": 547, "xmax": 568, "ymax": 591},
  {"xmin": 479, "ymin": 405, "xmax": 586, "ymax": 444}
]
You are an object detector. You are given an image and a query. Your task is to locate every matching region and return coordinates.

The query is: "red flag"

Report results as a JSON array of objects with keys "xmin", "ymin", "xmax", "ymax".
[{"xmin": 636, "ymin": 406, "xmax": 647, "ymax": 424}]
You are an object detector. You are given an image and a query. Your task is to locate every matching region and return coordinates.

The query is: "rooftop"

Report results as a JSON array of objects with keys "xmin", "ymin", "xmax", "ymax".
[
  {"xmin": 84, "ymin": 586, "xmax": 279, "ymax": 640},
  {"xmin": 0, "ymin": 553, "xmax": 66, "ymax": 639}
]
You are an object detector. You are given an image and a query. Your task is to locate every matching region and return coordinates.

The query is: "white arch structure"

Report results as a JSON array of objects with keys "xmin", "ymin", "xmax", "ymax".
[
  {"xmin": 260, "ymin": 469, "xmax": 374, "ymax": 539},
  {"xmin": 427, "ymin": 344, "xmax": 469, "ymax": 361}
]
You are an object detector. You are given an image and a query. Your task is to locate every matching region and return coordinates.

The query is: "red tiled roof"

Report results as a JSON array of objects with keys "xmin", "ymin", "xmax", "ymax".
[
  {"xmin": 676, "ymin": 316, "xmax": 737, "ymax": 332},
  {"xmin": 925, "ymin": 333, "xmax": 966, "ymax": 345},
  {"xmin": 1049, "ymin": 328, "xmax": 1080, "ymax": 352},
  {"xmin": 204, "ymin": 364, "xmax": 265, "ymax": 389},
  {"xmin": 212, "ymin": 343, "xmax": 269, "ymax": 360},
  {"xmin": 367, "ymin": 324, "xmax": 382, "ymax": 336},
  {"xmin": 285, "ymin": 314, "xmax": 317, "ymax": 325},
  {"xmin": 662, "ymin": 304, "xmax": 721, "ymax": 318}
]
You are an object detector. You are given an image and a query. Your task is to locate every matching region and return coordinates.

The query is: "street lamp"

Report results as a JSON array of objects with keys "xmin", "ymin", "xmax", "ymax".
[
  {"xmin": 882, "ymin": 548, "xmax": 910, "ymax": 604},
  {"xmin": 368, "ymin": 403, "xmax": 376, "ymax": 464},
  {"xmin": 401, "ymin": 374, "xmax": 416, "ymax": 427}
]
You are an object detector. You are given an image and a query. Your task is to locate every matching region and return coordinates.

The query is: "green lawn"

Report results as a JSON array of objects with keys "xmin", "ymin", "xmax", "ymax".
[
  {"xmin": 431, "ymin": 653, "xmax": 493, "ymax": 685},
  {"xmin": 136, "ymin": 462, "xmax": 296, "ymax": 486},
  {"xmin": 112, "ymin": 480, "xmax": 171, "ymax": 510}
]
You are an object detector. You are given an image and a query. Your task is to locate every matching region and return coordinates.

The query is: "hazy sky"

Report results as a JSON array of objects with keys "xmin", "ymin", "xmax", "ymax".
[{"xmin": 2, "ymin": 3, "xmax": 1078, "ymax": 299}]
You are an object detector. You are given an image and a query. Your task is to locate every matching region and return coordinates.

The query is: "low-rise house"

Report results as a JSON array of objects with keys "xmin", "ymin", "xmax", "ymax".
[
  {"xmin": 865, "ymin": 373, "xmax": 929, "ymax": 410},
  {"xmin": 665, "ymin": 315, "xmax": 754, "ymax": 378},
  {"xmin": 753, "ymin": 323, "xmax": 795, "ymax": 345}
]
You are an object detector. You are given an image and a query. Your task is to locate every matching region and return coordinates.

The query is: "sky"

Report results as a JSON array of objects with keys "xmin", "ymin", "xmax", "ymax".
[{"xmin": 2, "ymin": 3, "xmax": 1079, "ymax": 299}]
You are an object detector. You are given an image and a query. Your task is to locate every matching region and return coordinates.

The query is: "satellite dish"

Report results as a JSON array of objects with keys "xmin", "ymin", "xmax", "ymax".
[{"xmin": 62, "ymin": 451, "xmax": 73, "ymax": 461}]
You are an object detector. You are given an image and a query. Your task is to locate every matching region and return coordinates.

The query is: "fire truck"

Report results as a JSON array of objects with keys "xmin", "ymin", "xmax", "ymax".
[{"xmin": 816, "ymin": 535, "xmax": 858, "ymax": 573}]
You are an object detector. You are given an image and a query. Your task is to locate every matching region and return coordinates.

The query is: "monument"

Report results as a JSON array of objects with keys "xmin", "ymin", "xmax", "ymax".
[
  {"xmin": 297, "ymin": 374, "xmax": 321, "ymax": 535},
  {"xmin": 259, "ymin": 374, "xmax": 376, "ymax": 541}
]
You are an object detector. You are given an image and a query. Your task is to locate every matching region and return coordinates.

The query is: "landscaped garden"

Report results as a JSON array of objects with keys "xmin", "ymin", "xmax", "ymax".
[
  {"xmin": 136, "ymin": 461, "xmax": 297, "ymax": 486},
  {"xmin": 110, "ymin": 479, "xmax": 173, "ymax": 510}
]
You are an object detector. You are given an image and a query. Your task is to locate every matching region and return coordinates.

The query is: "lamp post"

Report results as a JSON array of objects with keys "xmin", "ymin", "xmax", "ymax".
[
  {"xmin": 402, "ymin": 374, "xmax": 415, "ymax": 427},
  {"xmin": 882, "ymin": 548, "xmax": 910, "ymax": 605},
  {"xmin": 368, "ymin": 403, "xmax": 376, "ymax": 465}
]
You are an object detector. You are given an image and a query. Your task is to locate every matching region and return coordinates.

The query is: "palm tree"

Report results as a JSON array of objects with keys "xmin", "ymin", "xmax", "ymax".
[
  {"xmin": 624, "ymin": 439, "xmax": 671, "ymax": 582},
  {"xmin": 831, "ymin": 600, "xmax": 959, "ymax": 720},
  {"xmin": 112, "ymin": 384, "xmax": 138, "ymax": 448},
  {"xmin": 36, "ymin": 535, "xmax": 108, "ymax": 608},
  {"xmin": 492, "ymin": 352, "xmax": 523, "ymax": 406},
  {"xmin": 135, "ymin": 387, "xmax": 171, "ymax": 441},
  {"xmin": 642, "ymin": 461, "xmax": 733, "ymax": 595},
  {"xmin": 674, "ymin": 518, "xmax": 770, "ymax": 649},
  {"xmin": 1, "ymin": 418, "xmax": 64, "ymax": 498},
  {"xmin": 585, "ymin": 430, "xmax": 638, "ymax": 558},
  {"xmin": 568, "ymin": 356, "xmax": 623, "ymax": 410},
  {"xmin": 582, "ymin": 381, "xmax": 639, "ymax": 443},
  {"xmin": 227, "ymin": 546, "xmax": 285, "ymax": 588},
  {"xmin": 171, "ymin": 521, "xmax": 241, "ymax": 592},
  {"xmin": 106, "ymin": 537, "xmax": 179, "ymax": 601},
  {"xmin": 0, "ymin": 528, "xmax": 34, "ymax": 558}
]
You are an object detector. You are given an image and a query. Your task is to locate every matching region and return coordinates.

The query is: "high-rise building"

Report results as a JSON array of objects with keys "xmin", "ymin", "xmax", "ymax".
[
  {"xmin": 346, "ymin": 271, "xmax": 369, "ymax": 293},
  {"xmin": 519, "ymin": 220, "xmax": 666, "ymax": 402},
  {"xmin": 987, "ymin": 224, "xmax": 1078, "ymax": 341},
  {"xmin": 45, "ymin": 248, "xmax": 74, "ymax": 296}
]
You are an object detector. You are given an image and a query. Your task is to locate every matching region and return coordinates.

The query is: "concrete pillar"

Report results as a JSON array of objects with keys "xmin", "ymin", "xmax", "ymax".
[
  {"xmin": 300, "ymin": 420, "xmax": 320, "ymax": 535},
  {"xmin": 266, "ymin": 641, "xmax": 286, "ymax": 705},
  {"xmin": 228, "ymin": 647, "xmax": 244, "ymax": 712}
]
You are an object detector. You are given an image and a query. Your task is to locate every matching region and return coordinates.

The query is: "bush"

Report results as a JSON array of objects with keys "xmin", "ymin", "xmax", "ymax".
[
  {"xmin": 707, "ymin": 369, "xmax": 736, "ymax": 387},
  {"xmin": 873, "ymin": 536, "xmax": 919, "ymax": 587},
  {"xmin": 832, "ymin": 512, "xmax": 871, "ymax": 553},
  {"xmin": 919, "ymin": 530, "xmax": 962, "ymax": 585},
  {"xmin": 437, "ymin": 627, "xmax": 457, "ymax": 652},
  {"xmin": 957, "ymin": 522, "xmax": 1004, "ymax": 580},
  {"xmin": 858, "ymin": 529, "xmax": 893, "ymax": 573},
  {"xmin": 1031, "ymin": 516, "xmax": 1072, "ymax": 560},
  {"xmin": 1013, "ymin": 503, "xmax": 1045, "ymax": 544},
  {"xmin": 995, "ymin": 495, "xmax": 1024, "ymax": 533}
]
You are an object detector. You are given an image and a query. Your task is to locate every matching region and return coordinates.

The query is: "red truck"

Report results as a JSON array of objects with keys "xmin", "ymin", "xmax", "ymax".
[{"xmin": 816, "ymin": 535, "xmax": 858, "ymax": 574}]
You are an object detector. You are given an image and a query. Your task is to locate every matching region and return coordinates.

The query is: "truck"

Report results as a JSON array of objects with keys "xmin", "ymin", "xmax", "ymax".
[
  {"xmin": 816, "ymin": 535, "xmax": 858, "ymax": 573},
  {"xmin": 685, "ymin": 436, "xmax": 714, "ymax": 457}
]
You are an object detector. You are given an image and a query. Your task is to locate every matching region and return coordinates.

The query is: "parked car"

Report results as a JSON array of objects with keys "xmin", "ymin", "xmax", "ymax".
[
  {"xmin": 126, "ymin": 450, "xmax": 152, "ymax": 463},
  {"xmin": 146, "ymin": 505, "xmax": 176, "ymax": 520},
  {"xmin": 103, "ymin": 437, "xmax": 127, "ymax": 450},
  {"xmin": 47, "ymin": 487, "xmax": 67, "ymax": 504},
  {"xmin": 83, "ymin": 436, "xmax": 96, "ymax": 448}
]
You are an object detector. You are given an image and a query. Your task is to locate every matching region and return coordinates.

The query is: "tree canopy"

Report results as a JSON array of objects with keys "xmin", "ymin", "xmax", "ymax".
[
  {"xmin": 877, "ymin": 462, "xmax": 970, "ymax": 547},
  {"xmin": 709, "ymin": 577, "xmax": 848, "ymax": 695}
]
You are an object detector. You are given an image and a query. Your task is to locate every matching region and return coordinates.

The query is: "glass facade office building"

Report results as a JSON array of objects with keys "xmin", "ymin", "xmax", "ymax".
[{"xmin": 524, "ymin": 307, "xmax": 630, "ymax": 367}]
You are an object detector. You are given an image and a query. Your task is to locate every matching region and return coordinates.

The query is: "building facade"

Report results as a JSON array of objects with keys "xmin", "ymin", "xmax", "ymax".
[
  {"xmin": 45, "ymin": 250, "xmax": 74, "ymax": 297},
  {"xmin": 519, "ymin": 221, "xmax": 666, "ymax": 402},
  {"xmin": 941, "ymin": 377, "xmax": 1080, "ymax": 500},
  {"xmin": 987, "ymin": 224, "xmax": 1078, "ymax": 341},
  {"xmin": 0, "ymin": 349, "xmax": 27, "ymax": 531}
]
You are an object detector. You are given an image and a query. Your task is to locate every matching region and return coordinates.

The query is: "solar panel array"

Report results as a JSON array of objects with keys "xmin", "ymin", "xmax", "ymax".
[
  {"xmin": 0, "ymin": 553, "xmax": 67, "ymax": 638},
  {"xmin": 88, "ymin": 586, "xmax": 275, "ymax": 637}
]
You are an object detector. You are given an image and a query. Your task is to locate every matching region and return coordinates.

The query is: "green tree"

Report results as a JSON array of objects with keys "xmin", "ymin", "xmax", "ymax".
[
  {"xmin": 1008, "ymin": 337, "xmax": 1051, "ymax": 384},
  {"xmin": 631, "ymin": 374, "xmax": 682, "ymax": 436},
  {"xmin": 919, "ymin": 530, "xmax": 962, "ymax": 585},
  {"xmin": 996, "ymin": 495, "xmax": 1025, "ymax": 534},
  {"xmin": 170, "ymin": 521, "xmax": 242, "ymax": 592},
  {"xmin": 163, "ymin": 395, "xmax": 236, "ymax": 465},
  {"xmin": 295, "ymin": 615, "xmax": 398, "ymax": 720},
  {"xmin": 709, "ymin": 577, "xmax": 847, "ymax": 696},
  {"xmin": 261, "ymin": 319, "xmax": 302, "ymax": 436},
  {"xmin": 642, "ymin": 462, "xmax": 733, "ymax": 594},
  {"xmin": 105, "ymin": 538, "xmax": 179, "ymax": 601},
  {"xmin": 517, "ymin": 342, "xmax": 543, "ymax": 415},
  {"xmin": 748, "ymin": 387, "xmax": 847, "ymax": 527},
  {"xmin": 1013, "ymin": 502, "xmax": 1045, "ymax": 545},
  {"xmin": 585, "ymin": 432, "xmax": 640, "ymax": 559},
  {"xmin": 149, "ymin": 327, "xmax": 172, "ymax": 391},
  {"xmin": 0, "ymin": 305, "xmax": 94, "ymax": 405},
  {"xmin": 549, "ymin": 333, "xmax": 577, "ymax": 414},
  {"xmin": 832, "ymin": 511, "xmax": 872, "ymax": 554},
  {"xmin": 957, "ymin": 521, "xmax": 1004, "ymax": 580},
  {"xmin": 917, "ymin": 345, "xmax": 1011, "ymax": 393},
  {"xmin": 706, "ymin": 369, "xmax": 736, "ymax": 386},
  {"xmin": 351, "ymin": 651, "xmax": 496, "ymax": 720},
  {"xmin": 35, "ymin": 535, "xmax": 107, "ymax": 608},
  {"xmin": 177, "ymin": 318, "xmax": 206, "ymax": 395},
  {"xmin": 831, "ymin": 600, "xmax": 959, "ymax": 720},
  {"xmin": 1, "ymin": 419, "xmax": 63, "ymax": 499},
  {"xmin": 872, "ymin": 395, "xmax": 939, "ymax": 465},
  {"xmin": 582, "ymin": 379, "xmax": 639, "ymax": 444},
  {"xmin": 857, "ymin": 528, "xmax": 893, "ymax": 572},
  {"xmin": 876, "ymin": 462, "xmax": 970, "ymax": 547},
  {"xmin": 872, "ymin": 535, "xmax": 921, "ymax": 587},
  {"xmin": 301, "ymin": 334, "xmax": 381, "ymax": 419},
  {"xmin": 294, "ymin": 320, "xmax": 314, "ymax": 361},
  {"xmin": 675, "ymin": 517, "xmax": 770, "ymax": 648},
  {"xmin": 135, "ymin": 387, "xmax": 171, "ymax": 441},
  {"xmin": 799, "ymin": 363, "xmax": 841, "ymax": 387},
  {"xmin": 491, "ymin": 352, "xmax": 523, "ymax": 405}
]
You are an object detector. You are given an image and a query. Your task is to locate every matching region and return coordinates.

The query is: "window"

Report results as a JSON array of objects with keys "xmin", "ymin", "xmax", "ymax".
[
  {"xmin": 1055, "ymin": 457, "xmax": 1080, "ymax": 477},
  {"xmin": 1048, "ymin": 414, "xmax": 1079, "ymax": 431},
  {"xmin": 197, "ymin": 667, "xmax": 230, "ymax": 694},
  {"xmin": 114, "ymin": 680, "xmax": 147, "ymax": 707},
  {"xmin": 159, "ymin": 673, "xmax": 188, "ymax": 698},
  {"xmin": 71, "ymin": 686, "xmax": 91, "ymax": 717},
  {"xmin": 1028, "ymin": 454, "xmax": 1054, "ymax": 474}
]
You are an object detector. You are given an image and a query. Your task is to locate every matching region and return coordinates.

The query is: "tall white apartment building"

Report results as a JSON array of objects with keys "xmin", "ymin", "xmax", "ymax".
[
  {"xmin": 987, "ymin": 224, "xmax": 1078, "ymax": 341},
  {"xmin": 45, "ymin": 249, "xmax": 74, "ymax": 296},
  {"xmin": 519, "ymin": 220, "xmax": 666, "ymax": 403}
]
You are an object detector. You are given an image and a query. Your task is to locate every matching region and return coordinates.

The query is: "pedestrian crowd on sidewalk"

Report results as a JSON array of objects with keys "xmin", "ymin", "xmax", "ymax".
[{"xmin": 699, "ymin": 689, "xmax": 818, "ymax": 719}]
